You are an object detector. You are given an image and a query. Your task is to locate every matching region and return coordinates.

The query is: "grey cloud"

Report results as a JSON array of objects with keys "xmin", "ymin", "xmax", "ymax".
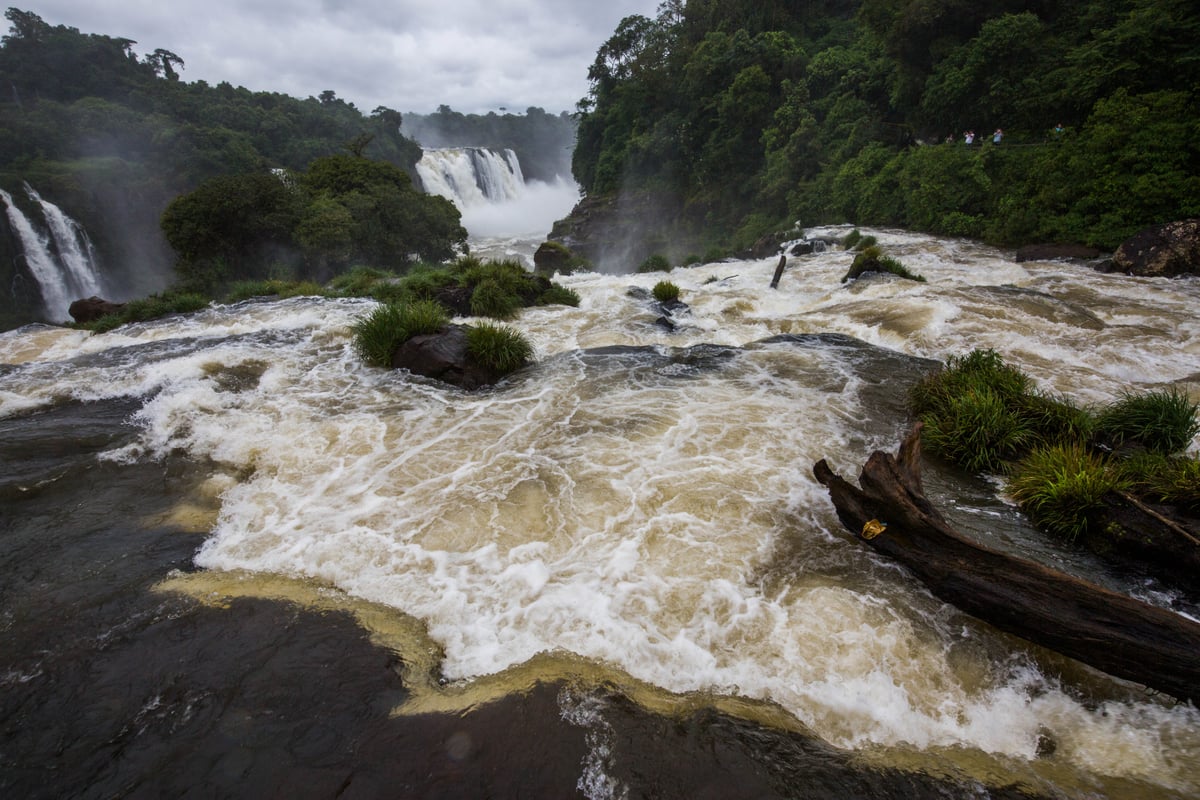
[{"xmin": 21, "ymin": 1, "xmax": 661, "ymax": 112}]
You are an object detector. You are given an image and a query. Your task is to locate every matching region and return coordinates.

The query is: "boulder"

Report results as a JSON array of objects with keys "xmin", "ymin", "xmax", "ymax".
[
  {"xmin": 1014, "ymin": 243, "xmax": 1102, "ymax": 262},
  {"xmin": 533, "ymin": 241, "xmax": 573, "ymax": 274},
  {"xmin": 1112, "ymin": 218, "xmax": 1200, "ymax": 277},
  {"xmin": 390, "ymin": 325, "xmax": 501, "ymax": 390},
  {"xmin": 69, "ymin": 296, "xmax": 125, "ymax": 323}
]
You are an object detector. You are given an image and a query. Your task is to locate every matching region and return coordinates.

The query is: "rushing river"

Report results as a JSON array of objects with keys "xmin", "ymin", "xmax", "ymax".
[{"xmin": 2, "ymin": 227, "xmax": 1198, "ymax": 799}]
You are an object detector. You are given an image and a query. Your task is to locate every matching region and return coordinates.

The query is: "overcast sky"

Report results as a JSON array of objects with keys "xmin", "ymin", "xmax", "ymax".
[{"xmin": 19, "ymin": 1, "xmax": 663, "ymax": 114}]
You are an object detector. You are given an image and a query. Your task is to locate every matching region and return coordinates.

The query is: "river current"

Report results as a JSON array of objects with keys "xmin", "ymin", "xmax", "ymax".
[{"xmin": 2, "ymin": 227, "xmax": 1198, "ymax": 798}]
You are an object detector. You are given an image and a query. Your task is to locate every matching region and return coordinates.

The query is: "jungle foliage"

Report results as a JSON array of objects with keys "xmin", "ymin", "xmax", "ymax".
[
  {"xmin": 572, "ymin": 0, "xmax": 1200, "ymax": 252},
  {"xmin": 160, "ymin": 154, "xmax": 466, "ymax": 291}
]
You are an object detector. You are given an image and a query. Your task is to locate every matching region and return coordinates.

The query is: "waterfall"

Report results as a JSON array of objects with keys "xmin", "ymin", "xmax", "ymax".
[
  {"xmin": 416, "ymin": 147, "xmax": 526, "ymax": 208},
  {"xmin": 415, "ymin": 147, "xmax": 580, "ymax": 249},
  {"xmin": 0, "ymin": 184, "xmax": 104, "ymax": 321}
]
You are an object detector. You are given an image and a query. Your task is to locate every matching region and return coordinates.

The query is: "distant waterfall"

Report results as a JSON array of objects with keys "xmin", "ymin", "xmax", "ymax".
[
  {"xmin": 0, "ymin": 184, "xmax": 103, "ymax": 321},
  {"xmin": 416, "ymin": 148, "xmax": 526, "ymax": 208}
]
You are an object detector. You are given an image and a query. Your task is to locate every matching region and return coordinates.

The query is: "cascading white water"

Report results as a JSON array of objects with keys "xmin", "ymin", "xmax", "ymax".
[
  {"xmin": 0, "ymin": 184, "xmax": 104, "ymax": 321},
  {"xmin": 415, "ymin": 146, "xmax": 581, "ymax": 262},
  {"xmin": 417, "ymin": 147, "xmax": 526, "ymax": 208}
]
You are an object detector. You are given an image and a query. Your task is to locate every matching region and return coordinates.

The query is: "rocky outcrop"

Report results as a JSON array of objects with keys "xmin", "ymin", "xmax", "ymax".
[
  {"xmin": 1111, "ymin": 219, "xmax": 1200, "ymax": 277},
  {"xmin": 533, "ymin": 241, "xmax": 573, "ymax": 275},
  {"xmin": 69, "ymin": 296, "xmax": 125, "ymax": 323},
  {"xmin": 549, "ymin": 192, "xmax": 688, "ymax": 272},
  {"xmin": 390, "ymin": 325, "xmax": 502, "ymax": 390},
  {"xmin": 1014, "ymin": 243, "xmax": 1102, "ymax": 262}
]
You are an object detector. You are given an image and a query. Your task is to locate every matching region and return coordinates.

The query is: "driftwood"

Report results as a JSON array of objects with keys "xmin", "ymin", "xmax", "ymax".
[{"xmin": 813, "ymin": 424, "xmax": 1200, "ymax": 705}]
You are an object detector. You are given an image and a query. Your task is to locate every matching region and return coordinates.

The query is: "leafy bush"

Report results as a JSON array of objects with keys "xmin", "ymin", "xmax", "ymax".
[
  {"xmin": 1008, "ymin": 444, "xmax": 1125, "ymax": 541},
  {"xmin": 637, "ymin": 254, "xmax": 671, "ymax": 273},
  {"xmin": 466, "ymin": 322, "xmax": 533, "ymax": 375},
  {"xmin": 853, "ymin": 234, "xmax": 878, "ymax": 250},
  {"xmin": 652, "ymin": 281, "xmax": 681, "ymax": 302},
  {"xmin": 351, "ymin": 300, "xmax": 448, "ymax": 367},
  {"xmin": 1093, "ymin": 388, "xmax": 1200, "ymax": 455}
]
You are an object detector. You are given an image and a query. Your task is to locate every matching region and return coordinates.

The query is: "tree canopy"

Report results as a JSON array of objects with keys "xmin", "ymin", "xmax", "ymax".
[
  {"xmin": 570, "ymin": 0, "xmax": 1200, "ymax": 254},
  {"xmin": 162, "ymin": 154, "xmax": 466, "ymax": 290}
]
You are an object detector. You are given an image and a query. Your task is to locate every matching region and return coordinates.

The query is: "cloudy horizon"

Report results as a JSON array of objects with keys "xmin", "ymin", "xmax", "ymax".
[{"xmin": 15, "ymin": 1, "xmax": 663, "ymax": 115}]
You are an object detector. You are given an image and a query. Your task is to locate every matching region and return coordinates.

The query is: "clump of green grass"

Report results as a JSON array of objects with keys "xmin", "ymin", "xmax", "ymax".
[
  {"xmin": 351, "ymin": 300, "xmax": 448, "ymax": 367},
  {"xmin": 466, "ymin": 322, "xmax": 533, "ymax": 375},
  {"xmin": 911, "ymin": 349, "xmax": 1073, "ymax": 472},
  {"xmin": 537, "ymin": 284, "xmax": 581, "ymax": 307},
  {"xmin": 921, "ymin": 386, "xmax": 1034, "ymax": 473},
  {"xmin": 842, "ymin": 245, "xmax": 926, "ymax": 283},
  {"xmin": 225, "ymin": 279, "xmax": 326, "ymax": 302},
  {"xmin": 85, "ymin": 291, "xmax": 211, "ymax": 333},
  {"xmin": 914, "ymin": 349, "xmax": 1200, "ymax": 553},
  {"xmin": 842, "ymin": 229, "xmax": 863, "ymax": 249},
  {"xmin": 1094, "ymin": 388, "xmax": 1200, "ymax": 455},
  {"xmin": 652, "ymin": 280, "xmax": 681, "ymax": 303},
  {"xmin": 854, "ymin": 234, "xmax": 878, "ymax": 250},
  {"xmin": 1113, "ymin": 452, "xmax": 1200, "ymax": 511},
  {"xmin": 637, "ymin": 254, "xmax": 671, "ymax": 273},
  {"xmin": 911, "ymin": 349, "xmax": 1029, "ymax": 416},
  {"xmin": 1008, "ymin": 443, "xmax": 1126, "ymax": 541},
  {"xmin": 328, "ymin": 266, "xmax": 396, "ymax": 297},
  {"xmin": 470, "ymin": 277, "xmax": 523, "ymax": 319}
]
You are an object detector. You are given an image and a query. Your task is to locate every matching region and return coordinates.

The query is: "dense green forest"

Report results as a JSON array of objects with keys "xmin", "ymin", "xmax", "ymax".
[
  {"xmin": 567, "ymin": 0, "xmax": 1200, "ymax": 262},
  {"xmin": 404, "ymin": 106, "xmax": 577, "ymax": 184}
]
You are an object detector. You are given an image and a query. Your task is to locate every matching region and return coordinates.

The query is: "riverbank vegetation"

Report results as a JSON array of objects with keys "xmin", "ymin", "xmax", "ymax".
[
  {"xmin": 74, "ymin": 257, "xmax": 579, "ymax": 334},
  {"xmin": 911, "ymin": 349, "xmax": 1200, "ymax": 547},
  {"xmin": 570, "ymin": 0, "xmax": 1200, "ymax": 259}
]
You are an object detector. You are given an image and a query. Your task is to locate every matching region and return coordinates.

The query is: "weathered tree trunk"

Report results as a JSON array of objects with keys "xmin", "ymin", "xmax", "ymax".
[{"xmin": 813, "ymin": 424, "xmax": 1200, "ymax": 705}]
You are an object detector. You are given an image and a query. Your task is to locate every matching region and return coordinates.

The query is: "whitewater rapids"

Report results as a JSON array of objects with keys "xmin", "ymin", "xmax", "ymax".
[{"xmin": 2, "ymin": 227, "xmax": 1198, "ymax": 798}]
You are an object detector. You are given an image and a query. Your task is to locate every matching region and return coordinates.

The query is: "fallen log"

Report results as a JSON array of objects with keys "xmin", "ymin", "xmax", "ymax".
[{"xmin": 813, "ymin": 423, "xmax": 1200, "ymax": 705}]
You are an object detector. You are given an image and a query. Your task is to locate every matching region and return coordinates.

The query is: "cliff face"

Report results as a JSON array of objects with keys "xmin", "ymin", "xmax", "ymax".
[
  {"xmin": 549, "ymin": 191, "xmax": 706, "ymax": 273},
  {"xmin": 0, "ymin": 173, "xmax": 176, "ymax": 328}
]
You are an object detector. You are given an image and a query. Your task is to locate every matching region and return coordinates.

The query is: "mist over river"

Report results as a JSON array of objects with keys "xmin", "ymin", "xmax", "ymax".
[{"xmin": 2, "ymin": 227, "xmax": 1199, "ymax": 798}]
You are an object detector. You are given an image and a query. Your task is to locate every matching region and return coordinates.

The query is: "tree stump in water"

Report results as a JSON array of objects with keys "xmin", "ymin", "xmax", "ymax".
[{"xmin": 813, "ymin": 424, "xmax": 1200, "ymax": 705}]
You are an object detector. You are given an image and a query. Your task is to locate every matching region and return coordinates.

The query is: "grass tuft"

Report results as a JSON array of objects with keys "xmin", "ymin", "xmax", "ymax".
[
  {"xmin": 637, "ymin": 254, "xmax": 671, "ymax": 273},
  {"xmin": 652, "ymin": 280, "xmax": 681, "ymax": 303},
  {"xmin": 1008, "ymin": 443, "xmax": 1125, "ymax": 541},
  {"xmin": 537, "ymin": 284, "xmax": 581, "ymax": 307},
  {"xmin": 466, "ymin": 322, "xmax": 534, "ymax": 374},
  {"xmin": 1094, "ymin": 387, "xmax": 1200, "ymax": 455},
  {"xmin": 351, "ymin": 299, "xmax": 448, "ymax": 367}
]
